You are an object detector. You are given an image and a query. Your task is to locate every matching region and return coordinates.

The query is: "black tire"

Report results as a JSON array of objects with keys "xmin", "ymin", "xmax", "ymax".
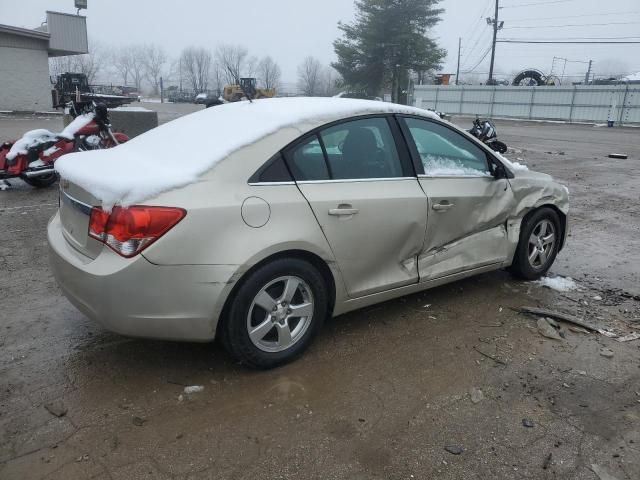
[
  {"xmin": 509, "ymin": 207, "xmax": 562, "ymax": 280},
  {"xmin": 222, "ymin": 258, "xmax": 328, "ymax": 369},
  {"xmin": 512, "ymin": 70, "xmax": 545, "ymax": 86},
  {"xmin": 493, "ymin": 141, "xmax": 508, "ymax": 154},
  {"xmin": 22, "ymin": 173, "xmax": 58, "ymax": 188}
]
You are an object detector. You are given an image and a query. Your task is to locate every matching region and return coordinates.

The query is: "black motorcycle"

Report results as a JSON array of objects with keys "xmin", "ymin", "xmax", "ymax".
[{"xmin": 468, "ymin": 118, "xmax": 508, "ymax": 154}]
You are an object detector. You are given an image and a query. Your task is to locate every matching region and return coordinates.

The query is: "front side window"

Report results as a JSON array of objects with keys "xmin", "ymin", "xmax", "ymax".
[
  {"xmin": 319, "ymin": 117, "xmax": 404, "ymax": 180},
  {"xmin": 404, "ymin": 118, "xmax": 490, "ymax": 176}
]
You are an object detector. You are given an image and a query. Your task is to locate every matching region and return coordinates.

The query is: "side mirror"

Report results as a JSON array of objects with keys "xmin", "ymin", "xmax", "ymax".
[{"xmin": 493, "ymin": 163, "xmax": 508, "ymax": 180}]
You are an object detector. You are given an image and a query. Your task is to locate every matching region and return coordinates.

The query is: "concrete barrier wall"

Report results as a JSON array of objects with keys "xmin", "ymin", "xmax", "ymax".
[{"xmin": 413, "ymin": 85, "xmax": 640, "ymax": 125}]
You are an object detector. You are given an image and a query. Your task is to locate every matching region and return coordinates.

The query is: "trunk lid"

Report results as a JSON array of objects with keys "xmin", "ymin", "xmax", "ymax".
[{"xmin": 59, "ymin": 180, "xmax": 103, "ymax": 259}]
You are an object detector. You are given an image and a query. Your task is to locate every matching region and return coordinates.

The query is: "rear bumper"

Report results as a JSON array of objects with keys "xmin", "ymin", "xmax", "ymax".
[{"xmin": 48, "ymin": 211, "xmax": 238, "ymax": 342}]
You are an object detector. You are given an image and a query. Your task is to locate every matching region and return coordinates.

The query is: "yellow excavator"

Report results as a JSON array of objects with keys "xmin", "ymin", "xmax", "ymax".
[{"xmin": 222, "ymin": 78, "xmax": 275, "ymax": 102}]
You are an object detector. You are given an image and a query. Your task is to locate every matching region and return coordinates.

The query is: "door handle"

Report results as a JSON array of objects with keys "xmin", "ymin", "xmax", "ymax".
[
  {"xmin": 432, "ymin": 202, "xmax": 455, "ymax": 212},
  {"xmin": 329, "ymin": 206, "xmax": 359, "ymax": 216}
]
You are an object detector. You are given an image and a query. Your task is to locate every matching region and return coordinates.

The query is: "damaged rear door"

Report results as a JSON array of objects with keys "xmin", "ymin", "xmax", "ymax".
[
  {"xmin": 284, "ymin": 116, "xmax": 428, "ymax": 298},
  {"xmin": 398, "ymin": 116, "xmax": 516, "ymax": 281}
]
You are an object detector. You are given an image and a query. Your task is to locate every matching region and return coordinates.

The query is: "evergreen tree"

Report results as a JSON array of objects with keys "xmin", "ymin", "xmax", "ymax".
[{"xmin": 333, "ymin": 0, "xmax": 446, "ymax": 103}]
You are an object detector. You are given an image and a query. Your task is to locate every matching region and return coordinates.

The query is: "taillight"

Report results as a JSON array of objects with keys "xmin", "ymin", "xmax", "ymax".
[{"xmin": 89, "ymin": 206, "xmax": 186, "ymax": 258}]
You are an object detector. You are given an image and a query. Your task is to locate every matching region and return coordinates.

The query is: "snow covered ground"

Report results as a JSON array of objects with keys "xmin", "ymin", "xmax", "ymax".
[{"xmin": 534, "ymin": 276, "xmax": 579, "ymax": 292}]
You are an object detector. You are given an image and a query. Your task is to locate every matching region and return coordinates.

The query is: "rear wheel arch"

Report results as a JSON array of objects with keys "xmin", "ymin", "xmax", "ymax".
[{"xmin": 216, "ymin": 249, "xmax": 336, "ymax": 341}]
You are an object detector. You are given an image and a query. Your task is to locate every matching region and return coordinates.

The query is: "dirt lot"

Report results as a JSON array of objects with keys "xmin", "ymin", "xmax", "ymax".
[{"xmin": 1, "ymin": 107, "xmax": 639, "ymax": 479}]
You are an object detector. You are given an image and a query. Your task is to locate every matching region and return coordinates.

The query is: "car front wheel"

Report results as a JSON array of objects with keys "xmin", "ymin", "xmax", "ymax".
[
  {"xmin": 509, "ymin": 207, "xmax": 561, "ymax": 280},
  {"xmin": 222, "ymin": 258, "xmax": 328, "ymax": 369}
]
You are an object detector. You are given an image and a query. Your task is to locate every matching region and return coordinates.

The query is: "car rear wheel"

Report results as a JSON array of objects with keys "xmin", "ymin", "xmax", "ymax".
[
  {"xmin": 223, "ymin": 258, "xmax": 328, "ymax": 369},
  {"xmin": 509, "ymin": 207, "xmax": 561, "ymax": 280}
]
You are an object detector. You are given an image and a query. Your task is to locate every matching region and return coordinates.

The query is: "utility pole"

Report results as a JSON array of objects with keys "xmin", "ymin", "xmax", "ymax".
[
  {"xmin": 455, "ymin": 37, "xmax": 462, "ymax": 85},
  {"xmin": 488, "ymin": 0, "xmax": 503, "ymax": 84},
  {"xmin": 585, "ymin": 60, "xmax": 593, "ymax": 84}
]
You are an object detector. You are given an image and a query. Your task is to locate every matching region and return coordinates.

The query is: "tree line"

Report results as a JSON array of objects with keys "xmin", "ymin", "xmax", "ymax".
[{"xmin": 50, "ymin": 42, "xmax": 340, "ymax": 97}]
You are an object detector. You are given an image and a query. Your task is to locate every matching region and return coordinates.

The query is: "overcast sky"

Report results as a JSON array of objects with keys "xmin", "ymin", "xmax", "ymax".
[{"xmin": 1, "ymin": 0, "xmax": 639, "ymax": 85}]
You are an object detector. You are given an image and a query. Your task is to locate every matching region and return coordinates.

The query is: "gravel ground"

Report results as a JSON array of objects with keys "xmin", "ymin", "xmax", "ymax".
[{"xmin": 1, "ymin": 106, "xmax": 639, "ymax": 480}]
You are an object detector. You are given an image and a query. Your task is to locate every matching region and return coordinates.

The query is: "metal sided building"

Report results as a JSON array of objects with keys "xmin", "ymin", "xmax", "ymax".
[{"xmin": 0, "ymin": 11, "xmax": 88, "ymax": 112}]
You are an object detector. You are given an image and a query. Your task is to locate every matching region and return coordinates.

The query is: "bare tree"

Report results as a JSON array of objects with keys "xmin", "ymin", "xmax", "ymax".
[
  {"xmin": 320, "ymin": 66, "xmax": 340, "ymax": 96},
  {"xmin": 211, "ymin": 62, "xmax": 224, "ymax": 96},
  {"xmin": 216, "ymin": 44, "xmax": 249, "ymax": 84},
  {"xmin": 142, "ymin": 44, "xmax": 167, "ymax": 95},
  {"xmin": 49, "ymin": 40, "xmax": 102, "ymax": 84},
  {"xmin": 129, "ymin": 45, "xmax": 146, "ymax": 93},
  {"xmin": 257, "ymin": 56, "xmax": 282, "ymax": 90},
  {"xmin": 297, "ymin": 56, "xmax": 322, "ymax": 96},
  {"xmin": 110, "ymin": 47, "xmax": 133, "ymax": 86},
  {"xmin": 180, "ymin": 47, "xmax": 211, "ymax": 93}
]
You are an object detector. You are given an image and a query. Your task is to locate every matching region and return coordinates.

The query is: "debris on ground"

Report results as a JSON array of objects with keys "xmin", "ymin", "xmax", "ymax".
[
  {"xmin": 470, "ymin": 387, "xmax": 484, "ymax": 404},
  {"xmin": 44, "ymin": 402, "xmax": 68, "ymax": 418},
  {"xmin": 522, "ymin": 419, "xmax": 535, "ymax": 428},
  {"xmin": 473, "ymin": 345, "xmax": 507, "ymax": 365},
  {"xmin": 591, "ymin": 464, "xmax": 622, "ymax": 480},
  {"xmin": 542, "ymin": 452, "xmax": 553, "ymax": 470},
  {"xmin": 599, "ymin": 348, "xmax": 615, "ymax": 358},
  {"xmin": 615, "ymin": 332, "xmax": 640, "ymax": 343},
  {"xmin": 132, "ymin": 416, "xmax": 146, "ymax": 426},
  {"xmin": 444, "ymin": 445, "xmax": 464, "ymax": 455},
  {"xmin": 533, "ymin": 276, "xmax": 579, "ymax": 292},
  {"xmin": 184, "ymin": 385, "xmax": 204, "ymax": 394},
  {"xmin": 537, "ymin": 318, "xmax": 563, "ymax": 340},
  {"xmin": 516, "ymin": 306, "xmax": 603, "ymax": 333},
  {"xmin": 569, "ymin": 326, "xmax": 590, "ymax": 334},
  {"xmin": 608, "ymin": 153, "xmax": 628, "ymax": 160}
]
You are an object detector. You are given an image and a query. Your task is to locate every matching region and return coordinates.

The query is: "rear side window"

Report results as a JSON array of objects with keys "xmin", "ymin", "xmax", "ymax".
[
  {"xmin": 404, "ymin": 118, "xmax": 489, "ymax": 176},
  {"xmin": 249, "ymin": 153, "xmax": 293, "ymax": 183},
  {"xmin": 319, "ymin": 118, "xmax": 403, "ymax": 180},
  {"xmin": 287, "ymin": 135, "xmax": 330, "ymax": 181}
]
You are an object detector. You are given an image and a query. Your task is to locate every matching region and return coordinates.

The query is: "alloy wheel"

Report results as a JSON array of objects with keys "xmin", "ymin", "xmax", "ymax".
[
  {"xmin": 527, "ymin": 219, "xmax": 556, "ymax": 269},
  {"xmin": 246, "ymin": 276, "xmax": 314, "ymax": 353}
]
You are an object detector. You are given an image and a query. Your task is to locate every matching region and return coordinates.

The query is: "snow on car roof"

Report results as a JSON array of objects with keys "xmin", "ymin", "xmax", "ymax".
[{"xmin": 55, "ymin": 97, "xmax": 439, "ymax": 209}]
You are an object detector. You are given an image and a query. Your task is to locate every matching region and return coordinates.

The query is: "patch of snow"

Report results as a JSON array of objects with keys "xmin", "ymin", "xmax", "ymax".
[
  {"xmin": 6, "ymin": 129, "xmax": 59, "ymax": 160},
  {"xmin": 42, "ymin": 146, "xmax": 60, "ymax": 158},
  {"xmin": 195, "ymin": 93, "xmax": 208, "ymax": 100},
  {"xmin": 183, "ymin": 385, "xmax": 204, "ymax": 394},
  {"xmin": 55, "ymin": 97, "xmax": 442, "ymax": 208},
  {"xmin": 0, "ymin": 182, "xmax": 9, "ymax": 191},
  {"xmin": 534, "ymin": 276, "xmax": 579, "ymax": 292},
  {"xmin": 110, "ymin": 106, "xmax": 152, "ymax": 112},
  {"xmin": 59, "ymin": 113, "xmax": 95, "ymax": 140},
  {"xmin": 494, "ymin": 151, "xmax": 529, "ymax": 172},
  {"xmin": 422, "ymin": 154, "xmax": 490, "ymax": 176},
  {"xmin": 30, "ymin": 159, "xmax": 45, "ymax": 167}
]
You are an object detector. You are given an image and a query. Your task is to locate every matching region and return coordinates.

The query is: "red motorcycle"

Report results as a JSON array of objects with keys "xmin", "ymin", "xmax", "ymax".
[{"xmin": 0, "ymin": 102, "xmax": 129, "ymax": 188}]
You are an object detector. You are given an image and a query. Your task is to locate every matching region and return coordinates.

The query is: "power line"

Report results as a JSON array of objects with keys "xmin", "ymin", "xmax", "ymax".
[
  {"xmin": 464, "ymin": 0, "xmax": 493, "ymax": 49},
  {"xmin": 505, "ymin": 11, "xmax": 640, "ymax": 23},
  {"xmin": 503, "ymin": 21, "xmax": 640, "ymax": 29},
  {"xmin": 462, "ymin": 46, "xmax": 492, "ymax": 73},
  {"xmin": 502, "ymin": 36, "xmax": 640, "ymax": 40},
  {"xmin": 498, "ymin": 40, "xmax": 640, "ymax": 44},
  {"xmin": 501, "ymin": 0, "xmax": 576, "ymax": 8},
  {"xmin": 461, "ymin": 30, "xmax": 492, "ymax": 69},
  {"xmin": 460, "ymin": 0, "xmax": 494, "ymax": 67}
]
